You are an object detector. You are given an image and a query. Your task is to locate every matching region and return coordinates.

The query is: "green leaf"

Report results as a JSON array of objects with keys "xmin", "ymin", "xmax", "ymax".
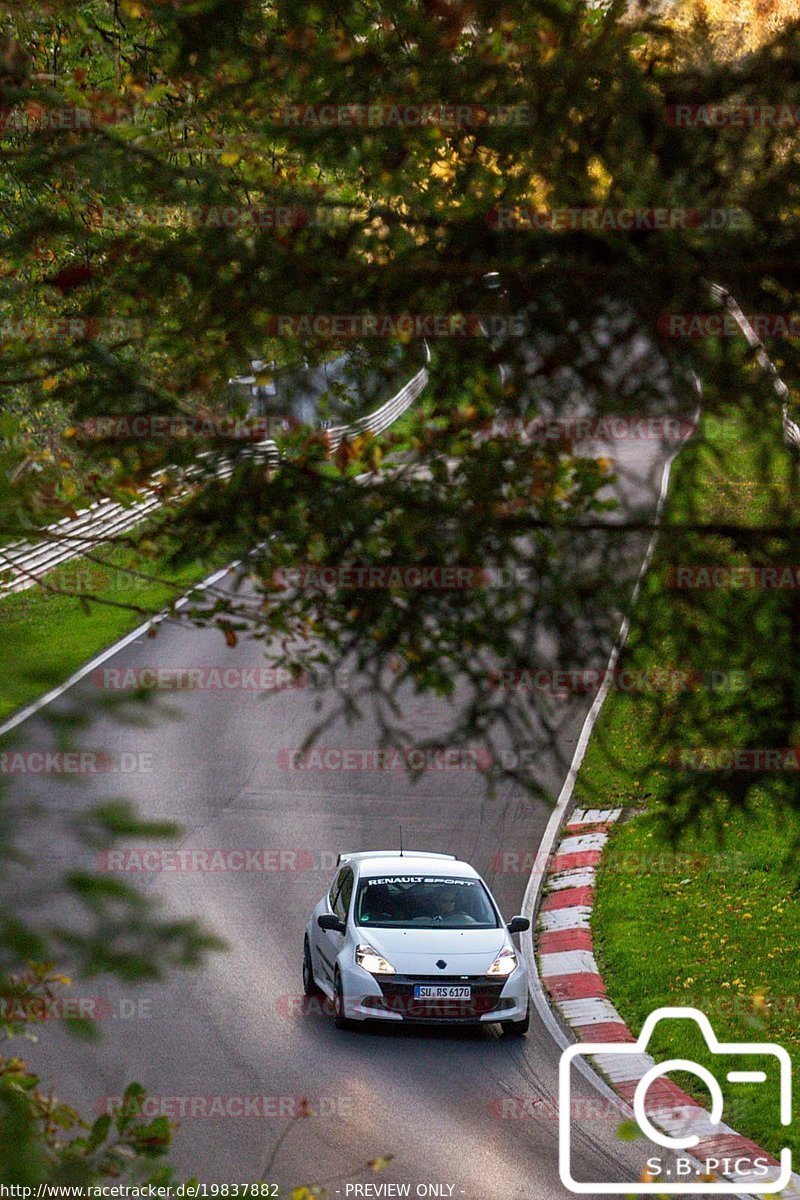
[
  {"xmin": 88, "ymin": 1112, "xmax": 112, "ymax": 1149},
  {"xmin": 616, "ymin": 1119, "xmax": 642, "ymax": 1142}
]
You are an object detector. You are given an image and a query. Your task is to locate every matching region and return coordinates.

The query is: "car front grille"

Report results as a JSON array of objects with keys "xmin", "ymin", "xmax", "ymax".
[{"xmin": 366, "ymin": 975, "xmax": 512, "ymax": 1021}]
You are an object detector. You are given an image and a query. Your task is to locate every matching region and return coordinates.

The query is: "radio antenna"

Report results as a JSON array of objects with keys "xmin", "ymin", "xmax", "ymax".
[{"xmin": 399, "ymin": 825, "xmax": 404, "ymax": 856}]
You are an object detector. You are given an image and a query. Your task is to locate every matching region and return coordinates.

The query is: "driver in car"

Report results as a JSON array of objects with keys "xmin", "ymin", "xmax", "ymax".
[{"xmin": 432, "ymin": 885, "xmax": 475, "ymax": 923}]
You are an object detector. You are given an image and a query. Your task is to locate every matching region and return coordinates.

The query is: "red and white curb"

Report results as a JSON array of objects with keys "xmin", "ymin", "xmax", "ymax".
[{"xmin": 538, "ymin": 807, "xmax": 798, "ymax": 1196}]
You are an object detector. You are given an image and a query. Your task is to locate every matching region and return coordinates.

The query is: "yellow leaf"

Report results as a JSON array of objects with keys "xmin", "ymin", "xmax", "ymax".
[
  {"xmin": 42, "ymin": 377, "xmax": 58, "ymax": 391},
  {"xmin": 220, "ymin": 152, "xmax": 241, "ymax": 167}
]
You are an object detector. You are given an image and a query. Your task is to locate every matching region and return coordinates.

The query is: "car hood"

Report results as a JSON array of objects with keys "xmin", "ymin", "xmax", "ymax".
[{"xmin": 355, "ymin": 925, "xmax": 508, "ymax": 972}]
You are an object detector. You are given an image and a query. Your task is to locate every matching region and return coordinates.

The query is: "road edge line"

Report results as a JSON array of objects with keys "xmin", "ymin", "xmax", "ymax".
[
  {"xmin": 520, "ymin": 424, "xmax": 691, "ymax": 1049},
  {"xmin": 519, "ymin": 418, "xmax": 701, "ymax": 1082},
  {"xmin": 0, "ymin": 560, "xmax": 240, "ymax": 740}
]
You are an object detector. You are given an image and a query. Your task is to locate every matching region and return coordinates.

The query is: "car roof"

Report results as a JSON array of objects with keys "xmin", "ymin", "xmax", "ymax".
[{"xmin": 347, "ymin": 853, "xmax": 480, "ymax": 880}]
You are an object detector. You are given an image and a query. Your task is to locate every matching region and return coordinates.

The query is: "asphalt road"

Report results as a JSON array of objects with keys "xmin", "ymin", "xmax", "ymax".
[{"xmin": 2, "ymin": 326, "xmax": 708, "ymax": 1199}]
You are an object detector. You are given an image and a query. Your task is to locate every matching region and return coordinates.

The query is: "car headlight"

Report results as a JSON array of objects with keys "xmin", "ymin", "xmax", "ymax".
[
  {"xmin": 487, "ymin": 947, "xmax": 517, "ymax": 976},
  {"xmin": 355, "ymin": 943, "xmax": 396, "ymax": 975}
]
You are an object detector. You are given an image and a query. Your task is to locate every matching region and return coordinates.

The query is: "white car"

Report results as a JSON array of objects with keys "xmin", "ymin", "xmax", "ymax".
[{"xmin": 303, "ymin": 850, "xmax": 531, "ymax": 1034}]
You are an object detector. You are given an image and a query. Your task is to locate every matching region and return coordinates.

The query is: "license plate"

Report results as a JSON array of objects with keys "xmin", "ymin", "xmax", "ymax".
[{"xmin": 413, "ymin": 985, "xmax": 471, "ymax": 999}]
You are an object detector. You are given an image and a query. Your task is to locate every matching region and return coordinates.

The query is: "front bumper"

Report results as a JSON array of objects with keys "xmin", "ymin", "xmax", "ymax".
[{"xmin": 339, "ymin": 966, "xmax": 529, "ymax": 1023}]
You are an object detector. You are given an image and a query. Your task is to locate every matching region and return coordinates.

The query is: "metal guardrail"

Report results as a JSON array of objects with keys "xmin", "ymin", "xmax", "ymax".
[
  {"xmin": 325, "ymin": 349, "xmax": 431, "ymax": 452},
  {"xmin": 0, "ymin": 354, "xmax": 430, "ymax": 598},
  {"xmin": 706, "ymin": 281, "xmax": 800, "ymax": 452}
]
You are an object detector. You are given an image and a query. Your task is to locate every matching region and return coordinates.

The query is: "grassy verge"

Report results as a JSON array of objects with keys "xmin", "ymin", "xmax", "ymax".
[
  {"xmin": 575, "ymin": 408, "xmax": 800, "ymax": 1161},
  {"xmin": 0, "ymin": 364, "xmax": 435, "ymax": 724},
  {"xmin": 0, "ymin": 535, "xmax": 238, "ymax": 723}
]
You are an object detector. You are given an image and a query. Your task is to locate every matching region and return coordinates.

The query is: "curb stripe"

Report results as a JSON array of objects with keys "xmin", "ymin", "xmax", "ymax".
[
  {"xmin": 571, "ymin": 1022, "xmax": 636, "ymax": 1043},
  {"xmin": 694, "ymin": 1134, "xmax": 780, "ymax": 1167},
  {"xmin": 568, "ymin": 808, "xmax": 623, "ymax": 825},
  {"xmin": 537, "ymin": 929, "xmax": 593, "ymax": 953},
  {"xmin": 539, "ymin": 949, "xmax": 600, "ymax": 977},
  {"xmin": 547, "ymin": 868, "xmax": 597, "ymax": 891},
  {"xmin": 614, "ymin": 1078, "xmax": 700, "ymax": 1109},
  {"xmin": 539, "ymin": 906, "xmax": 592, "ymax": 932},
  {"xmin": 540, "ymin": 885, "xmax": 594, "ymax": 911},
  {"xmin": 543, "ymin": 973, "xmax": 606, "ymax": 1001},
  {"xmin": 551, "ymin": 849, "xmax": 604, "ymax": 873},
  {"xmin": 536, "ymin": 807, "xmax": 798, "ymax": 1196},
  {"xmin": 556, "ymin": 832, "xmax": 609, "ymax": 854}
]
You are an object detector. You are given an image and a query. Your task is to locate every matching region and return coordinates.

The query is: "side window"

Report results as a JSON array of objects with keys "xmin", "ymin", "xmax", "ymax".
[
  {"xmin": 333, "ymin": 868, "xmax": 354, "ymax": 921},
  {"xmin": 328, "ymin": 866, "xmax": 347, "ymax": 910}
]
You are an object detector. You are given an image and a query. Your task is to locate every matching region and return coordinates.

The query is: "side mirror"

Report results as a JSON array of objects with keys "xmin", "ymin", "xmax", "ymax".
[
  {"xmin": 507, "ymin": 916, "xmax": 530, "ymax": 935},
  {"xmin": 318, "ymin": 913, "xmax": 346, "ymax": 934}
]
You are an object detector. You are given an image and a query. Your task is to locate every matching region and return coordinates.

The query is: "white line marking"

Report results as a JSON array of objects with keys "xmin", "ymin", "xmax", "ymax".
[
  {"xmin": 0, "ymin": 561, "xmax": 239, "ymax": 740},
  {"xmin": 519, "ymin": 414, "xmax": 708, "ymax": 1101},
  {"xmin": 522, "ymin": 410, "xmax": 765, "ymax": 1198}
]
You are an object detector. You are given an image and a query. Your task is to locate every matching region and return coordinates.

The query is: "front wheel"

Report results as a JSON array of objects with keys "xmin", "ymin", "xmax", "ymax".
[
  {"xmin": 333, "ymin": 970, "xmax": 351, "ymax": 1030},
  {"xmin": 502, "ymin": 1000, "xmax": 530, "ymax": 1037},
  {"xmin": 303, "ymin": 937, "xmax": 320, "ymax": 996}
]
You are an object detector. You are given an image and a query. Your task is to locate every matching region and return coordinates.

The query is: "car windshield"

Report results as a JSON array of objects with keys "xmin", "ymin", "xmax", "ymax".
[{"xmin": 355, "ymin": 875, "xmax": 499, "ymax": 929}]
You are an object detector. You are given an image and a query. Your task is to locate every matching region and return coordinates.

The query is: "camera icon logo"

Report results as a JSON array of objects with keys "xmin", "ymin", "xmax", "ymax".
[{"xmin": 559, "ymin": 1006, "xmax": 792, "ymax": 1194}]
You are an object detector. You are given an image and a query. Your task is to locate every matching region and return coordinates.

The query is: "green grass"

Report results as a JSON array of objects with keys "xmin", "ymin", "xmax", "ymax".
[
  {"xmin": 577, "ymin": 408, "xmax": 800, "ymax": 1161},
  {"xmin": 0, "ymin": 537, "xmax": 237, "ymax": 722},
  {"xmin": 593, "ymin": 806, "xmax": 799, "ymax": 1160},
  {"xmin": 0, "ymin": 370, "xmax": 435, "ymax": 724}
]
